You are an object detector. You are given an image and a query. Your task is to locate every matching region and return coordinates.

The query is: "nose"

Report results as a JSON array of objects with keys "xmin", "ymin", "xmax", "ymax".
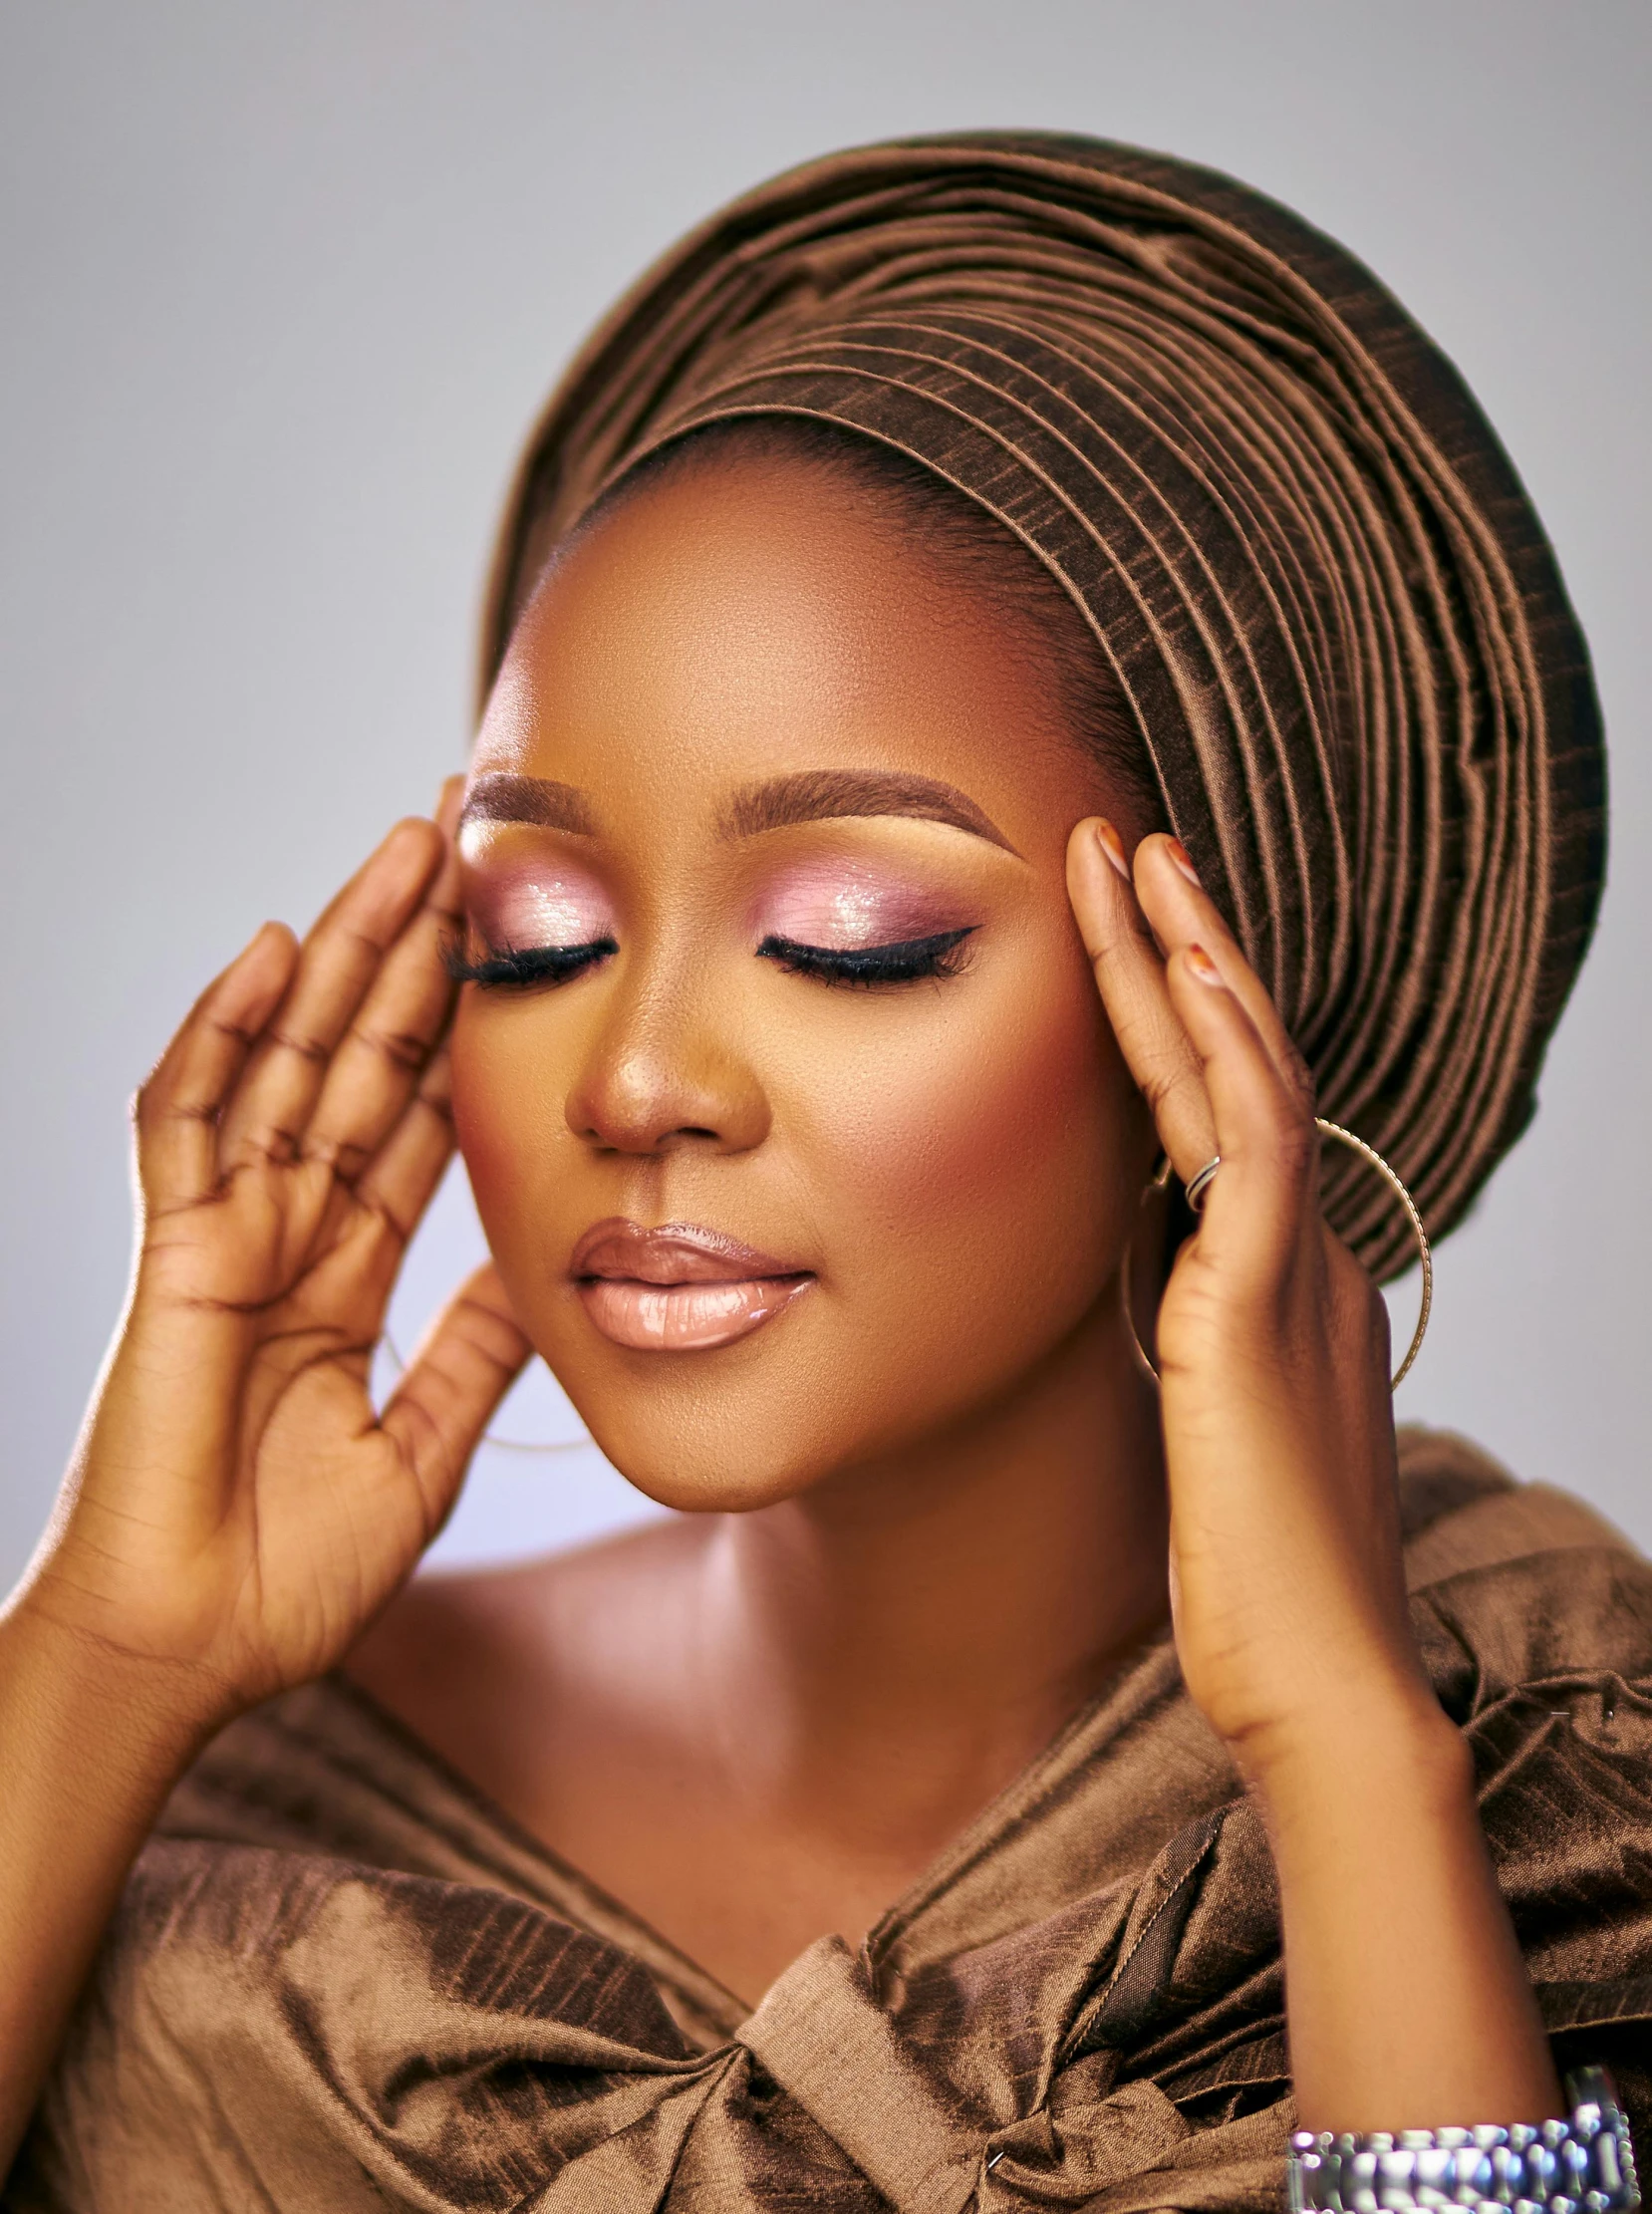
[{"xmin": 565, "ymin": 972, "xmax": 771, "ymax": 1157}]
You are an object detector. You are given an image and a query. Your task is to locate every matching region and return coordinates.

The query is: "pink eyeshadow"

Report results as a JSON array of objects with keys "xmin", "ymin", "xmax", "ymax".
[
  {"xmin": 757, "ymin": 861, "xmax": 967, "ymax": 949},
  {"xmin": 467, "ymin": 866, "xmax": 614, "ymax": 947}
]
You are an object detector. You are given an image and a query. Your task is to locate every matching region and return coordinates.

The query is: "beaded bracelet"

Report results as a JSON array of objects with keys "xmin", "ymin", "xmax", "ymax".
[{"xmin": 1288, "ymin": 2069, "xmax": 1640, "ymax": 2214}]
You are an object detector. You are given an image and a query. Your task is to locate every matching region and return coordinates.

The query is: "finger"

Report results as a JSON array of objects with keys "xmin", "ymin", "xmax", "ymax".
[
  {"xmin": 433, "ymin": 772, "xmax": 464, "ymax": 839},
  {"xmin": 381, "ymin": 1263, "xmax": 533, "ymax": 1533},
  {"xmin": 1164, "ymin": 941, "xmax": 1318, "ymax": 1281},
  {"xmin": 1067, "ymin": 818, "xmax": 1219, "ymax": 1181},
  {"xmin": 217, "ymin": 819, "xmax": 444, "ymax": 1173},
  {"xmin": 301, "ymin": 828, "xmax": 462, "ymax": 1181},
  {"xmin": 349, "ymin": 1050, "xmax": 457, "ymax": 1259},
  {"xmin": 135, "ymin": 922, "xmax": 299, "ymax": 1205},
  {"xmin": 274, "ymin": 1052, "xmax": 456, "ymax": 1364},
  {"xmin": 1132, "ymin": 834, "xmax": 1313, "ymax": 1112}
]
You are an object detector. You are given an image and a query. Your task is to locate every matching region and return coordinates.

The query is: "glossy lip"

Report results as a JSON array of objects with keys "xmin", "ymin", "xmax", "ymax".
[{"xmin": 571, "ymin": 1219, "xmax": 815, "ymax": 1352}]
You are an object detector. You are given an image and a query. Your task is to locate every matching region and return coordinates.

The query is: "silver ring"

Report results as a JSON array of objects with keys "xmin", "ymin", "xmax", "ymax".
[{"xmin": 1184, "ymin": 1155, "xmax": 1222, "ymax": 1213}]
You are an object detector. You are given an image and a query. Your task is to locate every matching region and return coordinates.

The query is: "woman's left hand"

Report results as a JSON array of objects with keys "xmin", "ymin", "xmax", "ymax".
[
  {"xmin": 1067, "ymin": 819, "xmax": 1562, "ymax": 2133},
  {"xmin": 1066, "ymin": 821, "xmax": 1435, "ymax": 1787}
]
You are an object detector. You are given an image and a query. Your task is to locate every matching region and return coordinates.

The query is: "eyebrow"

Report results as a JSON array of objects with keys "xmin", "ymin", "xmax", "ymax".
[
  {"xmin": 459, "ymin": 773, "xmax": 598, "ymax": 836},
  {"xmin": 458, "ymin": 766, "xmax": 1017, "ymax": 854},
  {"xmin": 722, "ymin": 770, "xmax": 1017, "ymax": 852}
]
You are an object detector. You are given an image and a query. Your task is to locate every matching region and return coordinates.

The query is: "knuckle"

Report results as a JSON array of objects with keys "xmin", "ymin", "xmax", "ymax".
[
  {"xmin": 237, "ymin": 1123, "xmax": 303, "ymax": 1169},
  {"xmin": 337, "ymin": 919, "xmax": 394, "ymax": 967},
  {"xmin": 305, "ymin": 1133, "xmax": 371, "ymax": 1181},
  {"xmin": 207, "ymin": 1012, "xmax": 259, "ymax": 1052},
  {"xmin": 1269, "ymin": 1115, "xmax": 1318, "ymax": 1184},
  {"xmin": 1281, "ymin": 1042, "xmax": 1316, "ymax": 1116},
  {"xmin": 1140, "ymin": 1060, "xmax": 1203, "ymax": 1122},
  {"xmin": 359, "ymin": 1192, "xmax": 414, "ymax": 1246},
  {"xmin": 268, "ymin": 1026, "xmax": 330, "ymax": 1068},
  {"xmin": 452, "ymin": 1294, "xmax": 528, "ymax": 1365},
  {"xmin": 357, "ymin": 1024, "xmax": 427, "ymax": 1076},
  {"xmin": 414, "ymin": 1084, "xmax": 456, "ymax": 1130}
]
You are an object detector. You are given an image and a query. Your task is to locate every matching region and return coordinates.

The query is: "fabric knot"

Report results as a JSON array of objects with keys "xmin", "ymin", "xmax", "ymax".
[{"xmin": 737, "ymin": 1935, "xmax": 984, "ymax": 2213}]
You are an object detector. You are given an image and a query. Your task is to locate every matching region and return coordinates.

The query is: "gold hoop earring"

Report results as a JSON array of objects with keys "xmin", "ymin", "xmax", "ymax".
[
  {"xmin": 1121, "ymin": 1118, "xmax": 1433, "ymax": 1393},
  {"xmin": 378, "ymin": 1332, "xmax": 593, "ymax": 1455}
]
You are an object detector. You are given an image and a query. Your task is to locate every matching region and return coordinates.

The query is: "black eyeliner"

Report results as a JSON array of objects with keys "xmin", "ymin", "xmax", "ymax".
[
  {"xmin": 444, "ymin": 936, "xmax": 618, "ymax": 988},
  {"xmin": 757, "ymin": 926, "xmax": 976, "ymax": 987}
]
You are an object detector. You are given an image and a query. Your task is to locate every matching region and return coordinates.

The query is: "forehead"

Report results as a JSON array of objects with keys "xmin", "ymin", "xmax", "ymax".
[{"xmin": 471, "ymin": 458, "xmax": 1112, "ymax": 858}]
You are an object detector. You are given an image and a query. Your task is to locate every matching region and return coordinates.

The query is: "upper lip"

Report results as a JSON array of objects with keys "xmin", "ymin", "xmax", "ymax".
[{"xmin": 571, "ymin": 1218, "xmax": 811, "ymax": 1285}]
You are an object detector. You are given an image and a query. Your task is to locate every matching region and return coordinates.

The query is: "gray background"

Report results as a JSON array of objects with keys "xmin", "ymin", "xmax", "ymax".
[{"xmin": 2, "ymin": 0, "xmax": 1648, "ymax": 1588}]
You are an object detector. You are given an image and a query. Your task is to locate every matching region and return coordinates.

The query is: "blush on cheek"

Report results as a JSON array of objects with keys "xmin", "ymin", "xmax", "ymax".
[
  {"xmin": 447, "ymin": 1027, "xmax": 521, "ymax": 1227},
  {"xmin": 757, "ymin": 860, "xmax": 970, "ymax": 949},
  {"xmin": 831, "ymin": 966, "xmax": 1116, "ymax": 1252}
]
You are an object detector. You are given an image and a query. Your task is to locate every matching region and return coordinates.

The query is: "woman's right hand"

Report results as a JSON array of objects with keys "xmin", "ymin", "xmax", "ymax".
[{"xmin": 12, "ymin": 800, "xmax": 532, "ymax": 1734}]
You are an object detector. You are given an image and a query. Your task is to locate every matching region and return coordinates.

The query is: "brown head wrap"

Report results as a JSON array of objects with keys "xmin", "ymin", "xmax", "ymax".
[{"xmin": 479, "ymin": 133, "xmax": 1604, "ymax": 1277}]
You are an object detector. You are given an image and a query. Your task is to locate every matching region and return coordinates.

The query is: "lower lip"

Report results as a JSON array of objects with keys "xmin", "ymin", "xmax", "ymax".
[{"xmin": 577, "ymin": 1274, "xmax": 813, "ymax": 1351}]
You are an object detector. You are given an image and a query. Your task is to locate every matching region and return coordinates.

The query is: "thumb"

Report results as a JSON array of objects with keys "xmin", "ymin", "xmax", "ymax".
[{"xmin": 381, "ymin": 1263, "xmax": 534, "ymax": 1535}]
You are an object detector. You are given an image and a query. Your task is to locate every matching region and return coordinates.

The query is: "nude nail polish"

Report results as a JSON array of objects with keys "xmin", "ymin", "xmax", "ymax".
[
  {"xmin": 1093, "ymin": 819, "xmax": 1132, "ymax": 881},
  {"xmin": 1166, "ymin": 838, "xmax": 1202, "ymax": 888}
]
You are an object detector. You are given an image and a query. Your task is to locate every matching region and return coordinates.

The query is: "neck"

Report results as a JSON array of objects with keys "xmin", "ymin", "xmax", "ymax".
[{"xmin": 691, "ymin": 1294, "xmax": 1169, "ymax": 1856}]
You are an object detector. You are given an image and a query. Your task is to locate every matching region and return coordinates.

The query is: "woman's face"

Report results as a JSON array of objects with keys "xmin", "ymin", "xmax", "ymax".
[{"xmin": 451, "ymin": 455, "xmax": 1155, "ymax": 1510}]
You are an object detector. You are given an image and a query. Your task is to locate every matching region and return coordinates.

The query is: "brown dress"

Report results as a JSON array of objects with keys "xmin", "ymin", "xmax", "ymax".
[{"xmin": 12, "ymin": 1429, "xmax": 1652, "ymax": 2212}]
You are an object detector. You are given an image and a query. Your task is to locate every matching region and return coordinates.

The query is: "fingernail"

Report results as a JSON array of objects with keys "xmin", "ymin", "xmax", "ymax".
[
  {"xmin": 384, "ymin": 820, "xmax": 428, "ymax": 864},
  {"xmin": 435, "ymin": 773, "xmax": 464, "ymax": 832},
  {"xmin": 1166, "ymin": 838, "xmax": 1202, "ymax": 889},
  {"xmin": 1093, "ymin": 819, "xmax": 1131, "ymax": 882},
  {"xmin": 1186, "ymin": 943, "xmax": 1225, "ymax": 985}
]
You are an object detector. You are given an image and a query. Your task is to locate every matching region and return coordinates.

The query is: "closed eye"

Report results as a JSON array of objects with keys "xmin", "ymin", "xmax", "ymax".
[
  {"xmin": 444, "ymin": 937, "xmax": 618, "ymax": 988},
  {"xmin": 757, "ymin": 928, "xmax": 976, "ymax": 987}
]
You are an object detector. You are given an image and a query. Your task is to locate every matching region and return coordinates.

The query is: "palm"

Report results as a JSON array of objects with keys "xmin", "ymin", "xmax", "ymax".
[
  {"xmin": 55, "ymin": 812, "xmax": 529, "ymax": 1709},
  {"xmin": 1068, "ymin": 822, "xmax": 1417, "ymax": 1766},
  {"xmin": 199, "ymin": 1161, "xmax": 443, "ymax": 1682}
]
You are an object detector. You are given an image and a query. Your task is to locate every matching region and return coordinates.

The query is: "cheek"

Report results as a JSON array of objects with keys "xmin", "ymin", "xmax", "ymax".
[
  {"xmin": 447, "ymin": 1001, "xmax": 556, "ymax": 1257},
  {"xmin": 801, "ymin": 941, "xmax": 1132, "ymax": 1305}
]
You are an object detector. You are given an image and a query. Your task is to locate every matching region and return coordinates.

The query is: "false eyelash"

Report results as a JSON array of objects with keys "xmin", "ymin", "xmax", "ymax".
[
  {"xmin": 442, "ymin": 935, "xmax": 618, "ymax": 989},
  {"xmin": 757, "ymin": 927, "xmax": 976, "ymax": 987}
]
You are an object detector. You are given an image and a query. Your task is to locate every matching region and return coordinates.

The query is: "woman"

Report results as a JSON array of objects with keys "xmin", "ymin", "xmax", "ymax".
[{"xmin": 3, "ymin": 133, "xmax": 1648, "ymax": 2211}]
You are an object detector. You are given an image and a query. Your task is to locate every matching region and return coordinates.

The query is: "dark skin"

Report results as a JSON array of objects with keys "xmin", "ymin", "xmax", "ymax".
[
  {"xmin": 0, "ymin": 453, "xmax": 1557, "ymax": 2167},
  {"xmin": 352, "ymin": 461, "xmax": 1174, "ymax": 1995}
]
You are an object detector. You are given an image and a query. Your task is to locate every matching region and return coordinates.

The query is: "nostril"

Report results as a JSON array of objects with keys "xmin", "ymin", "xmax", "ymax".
[{"xmin": 566, "ymin": 1048, "xmax": 770, "ymax": 1156}]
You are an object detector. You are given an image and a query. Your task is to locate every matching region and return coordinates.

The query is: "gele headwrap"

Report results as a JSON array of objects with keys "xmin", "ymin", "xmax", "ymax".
[{"xmin": 478, "ymin": 132, "xmax": 1605, "ymax": 1278}]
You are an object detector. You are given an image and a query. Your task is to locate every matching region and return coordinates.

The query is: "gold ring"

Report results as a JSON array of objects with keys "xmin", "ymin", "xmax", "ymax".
[{"xmin": 1122, "ymin": 1118, "xmax": 1432, "ymax": 1391}]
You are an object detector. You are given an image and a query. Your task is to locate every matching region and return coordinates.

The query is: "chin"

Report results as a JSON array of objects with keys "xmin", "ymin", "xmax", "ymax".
[
  {"xmin": 534, "ymin": 1276, "xmax": 1108, "ymax": 1517},
  {"xmin": 586, "ymin": 1436, "xmax": 836, "ymax": 1517},
  {"xmin": 545, "ymin": 1333, "xmax": 883, "ymax": 1515}
]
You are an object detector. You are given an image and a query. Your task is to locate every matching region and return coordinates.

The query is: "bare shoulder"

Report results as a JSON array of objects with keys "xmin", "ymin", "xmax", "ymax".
[{"xmin": 343, "ymin": 1514, "xmax": 707, "ymax": 1794}]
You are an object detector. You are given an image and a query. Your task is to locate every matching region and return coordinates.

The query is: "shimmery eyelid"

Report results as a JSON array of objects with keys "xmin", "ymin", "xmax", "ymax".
[
  {"xmin": 466, "ymin": 865, "xmax": 615, "ymax": 947},
  {"xmin": 756, "ymin": 862, "xmax": 968, "ymax": 950}
]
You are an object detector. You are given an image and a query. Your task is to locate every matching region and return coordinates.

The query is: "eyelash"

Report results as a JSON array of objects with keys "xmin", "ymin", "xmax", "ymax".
[
  {"xmin": 445, "ymin": 927, "xmax": 977, "ymax": 992},
  {"xmin": 443, "ymin": 938, "xmax": 618, "ymax": 988},
  {"xmin": 756, "ymin": 928, "xmax": 976, "ymax": 987}
]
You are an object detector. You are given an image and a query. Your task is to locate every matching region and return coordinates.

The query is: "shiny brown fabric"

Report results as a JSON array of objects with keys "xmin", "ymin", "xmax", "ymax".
[
  {"xmin": 15, "ymin": 1431, "xmax": 1652, "ymax": 2212},
  {"xmin": 478, "ymin": 135, "xmax": 1606, "ymax": 1277}
]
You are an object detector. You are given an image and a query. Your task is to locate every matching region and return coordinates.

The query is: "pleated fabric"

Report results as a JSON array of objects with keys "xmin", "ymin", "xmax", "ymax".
[
  {"xmin": 18, "ymin": 1437, "xmax": 1652, "ymax": 2211},
  {"xmin": 477, "ymin": 134, "xmax": 1605, "ymax": 1278}
]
